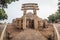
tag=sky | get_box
[4,0,58,23]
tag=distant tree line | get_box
[48,1,60,23]
[0,0,18,21]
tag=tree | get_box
[0,9,8,20]
[0,0,18,8]
[48,14,56,23]
[0,0,19,21]
[48,1,60,23]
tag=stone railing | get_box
[0,23,7,40]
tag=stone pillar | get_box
[15,20,17,27]
[34,15,38,30]
[33,10,36,15]
[23,10,26,15]
[26,21,29,27]
[23,9,26,29]
[19,20,21,28]
[23,15,26,30]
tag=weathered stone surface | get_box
[3,3,55,40]
[12,29,47,40]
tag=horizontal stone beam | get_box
[22,3,38,5]
[16,18,21,21]
[22,6,38,8]
[21,8,39,10]
[22,7,38,9]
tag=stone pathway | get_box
[0,23,60,40]
[12,29,47,40]
[0,24,5,36]
[0,24,7,40]
[53,23,60,40]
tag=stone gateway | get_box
[3,3,56,40]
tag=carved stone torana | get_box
[21,3,39,15]
[21,3,39,30]
[3,3,55,40]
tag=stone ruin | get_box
[3,3,56,40]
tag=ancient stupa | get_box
[3,3,56,40]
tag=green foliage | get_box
[0,0,18,8]
[48,12,60,23]
[48,14,56,22]
[48,1,60,23]
[0,0,19,21]
[0,9,8,20]
[58,2,60,5]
